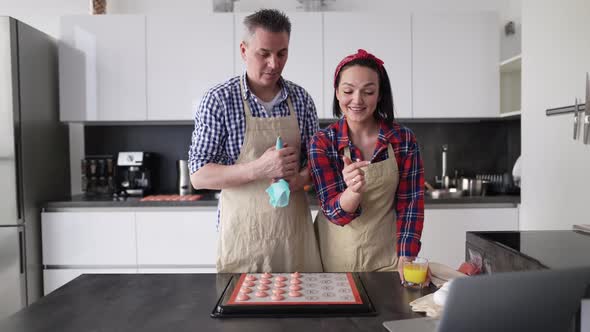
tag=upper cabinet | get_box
[58,11,503,122]
[147,14,234,121]
[59,15,147,122]
[412,12,499,118]
[234,13,323,118]
[323,12,412,119]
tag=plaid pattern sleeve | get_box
[394,126,425,257]
[308,123,362,226]
[188,87,230,174]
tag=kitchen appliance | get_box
[383,267,590,332]
[0,17,70,319]
[177,160,194,196]
[81,155,116,195]
[116,152,155,197]
[434,144,449,189]
[476,173,517,195]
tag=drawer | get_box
[136,210,218,266]
[42,212,136,265]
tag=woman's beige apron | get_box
[315,144,400,272]
[216,81,323,273]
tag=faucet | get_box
[435,144,449,188]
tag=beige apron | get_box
[216,80,323,273]
[315,144,400,272]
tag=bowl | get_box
[426,188,465,199]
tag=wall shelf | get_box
[500,54,521,116]
[500,110,521,118]
[500,54,521,73]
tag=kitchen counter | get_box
[44,193,520,211]
[0,273,436,332]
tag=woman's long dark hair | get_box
[332,58,395,122]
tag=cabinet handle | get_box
[573,98,580,140]
[585,72,590,145]
[18,230,24,274]
[584,114,590,144]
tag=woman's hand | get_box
[342,155,370,193]
[398,256,432,288]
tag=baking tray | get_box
[210,272,377,318]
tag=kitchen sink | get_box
[425,188,465,199]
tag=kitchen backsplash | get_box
[85,118,520,194]
[401,119,521,184]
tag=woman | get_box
[309,49,426,284]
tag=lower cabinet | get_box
[419,208,519,269]
[311,208,319,222]
[41,208,219,295]
[42,206,515,293]
[41,211,136,266]
[135,209,217,267]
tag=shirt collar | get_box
[336,117,399,153]
[240,71,289,103]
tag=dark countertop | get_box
[467,230,590,269]
[44,193,520,210]
[0,273,436,332]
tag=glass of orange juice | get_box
[402,257,429,288]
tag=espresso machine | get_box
[116,152,155,197]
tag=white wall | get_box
[521,0,590,230]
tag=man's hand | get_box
[255,145,298,180]
[283,169,310,192]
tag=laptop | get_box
[383,267,590,332]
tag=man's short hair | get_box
[243,9,291,42]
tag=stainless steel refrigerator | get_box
[0,16,70,320]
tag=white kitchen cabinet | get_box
[234,13,324,119]
[135,209,218,267]
[323,12,413,119]
[59,15,147,121]
[41,208,219,295]
[41,211,137,266]
[147,14,234,120]
[419,208,518,269]
[43,268,136,295]
[412,12,499,118]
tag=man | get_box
[188,9,322,273]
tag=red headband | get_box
[333,49,385,88]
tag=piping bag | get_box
[265,136,291,208]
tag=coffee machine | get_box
[116,152,155,197]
